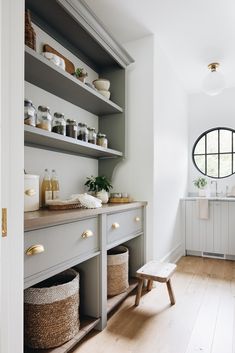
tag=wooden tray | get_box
[109,197,131,203]
[48,202,82,210]
[43,44,75,74]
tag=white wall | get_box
[154,38,188,261]
[112,36,155,260]
[112,35,188,262]
[188,88,235,195]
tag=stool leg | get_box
[166,279,176,305]
[135,278,144,306]
[147,279,153,291]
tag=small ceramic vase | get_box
[96,190,109,203]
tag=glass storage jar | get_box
[37,106,52,131]
[52,112,66,136]
[88,127,97,144]
[24,99,37,127]
[97,133,108,148]
[66,119,77,138]
[77,123,88,142]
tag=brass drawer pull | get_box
[112,222,120,229]
[81,230,94,239]
[135,217,140,222]
[26,244,45,256]
[25,188,36,197]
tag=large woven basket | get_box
[24,269,80,349]
[107,246,129,296]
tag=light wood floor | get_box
[73,256,235,353]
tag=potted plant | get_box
[85,175,113,203]
[73,67,88,83]
[193,177,207,197]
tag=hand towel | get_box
[197,199,209,220]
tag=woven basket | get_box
[107,246,129,296]
[24,269,80,349]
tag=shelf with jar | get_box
[24,125,122,159]
[24,100,119,158]
[25,46,123,116]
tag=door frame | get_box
[1,0,24,352]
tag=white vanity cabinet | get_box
[182,199,230,256]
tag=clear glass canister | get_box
[97,133,108,148]
[52,112,66,136]
[77,123,88,142]
[66,119,77,138]
[37,106,52,131]
[24,99,37,126]
[88,127,97,144]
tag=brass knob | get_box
[81,230,94,238]
[135,217,140,222]
[25,188,36,197]
[26,244,45,256]
[112,222,120,229]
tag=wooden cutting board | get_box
[43,44,75,74]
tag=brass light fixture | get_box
[202,62,226,96]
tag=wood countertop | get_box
[24,201,147,232]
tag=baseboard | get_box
[160,243,185,264]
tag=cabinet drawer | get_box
[24,217,98,279]
[107,208,143,245]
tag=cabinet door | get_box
[185,201,213,253]
[199,201,213,253]
[228,202,235,255]
[213,201,228,254]
[185,201,201,251]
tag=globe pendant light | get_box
[202,62,226,96]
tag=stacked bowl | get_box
[93,79,111,99]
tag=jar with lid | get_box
[66,119,77,139]
[77,123,88,142]
[97,133,108,148]
[52,112,66,136]
[88,127,97,144]
[37,106,52,131]
[24,99,37,127]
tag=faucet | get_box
[211,180,218,197]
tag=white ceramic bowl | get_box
[98,90,111,99]
[93,78,110,91]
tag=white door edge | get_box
[0,0,24,352]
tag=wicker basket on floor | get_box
[24,269,80,349]
[107,246,129,296]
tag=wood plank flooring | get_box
[72,256,235,353]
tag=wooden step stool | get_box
[135,261,177,306]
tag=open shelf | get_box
[25,0,134,71]
[24,316,100,353]
[25,46,123,116]
[24,125,123,159]
[107,278,138,314]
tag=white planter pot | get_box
[198,189,206,197]
[96,190,109,204]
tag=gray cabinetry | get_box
[24,0,134,179]
[24,217,99,285]
[24,202,147,349]
[107,208,143,246]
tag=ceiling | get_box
[84,0,235,93]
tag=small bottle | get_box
[41,169,52,207]
[51,169,60,200]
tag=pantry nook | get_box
[23,1,147,352]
